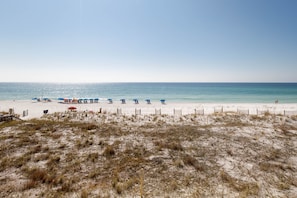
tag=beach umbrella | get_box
[58,98,64,100]
[68,106,77,111]
[32,97,38,100]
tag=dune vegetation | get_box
[0,112,297,197]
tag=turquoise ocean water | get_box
[0,83,296,103]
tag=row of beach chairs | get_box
[63,98,166,105]
[63,98,99,104]
[108,99,166,105]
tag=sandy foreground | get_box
[1,100,297,119]
[1,100,297,197]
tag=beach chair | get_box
[108,99,113,104]
[160,99,166,104]
[43,98,51,102]
[94,98,99,103]
[133,99,139,104]
[72,99,78,104]
[120,99,126,104]
[145,99,151,104]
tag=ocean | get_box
[0,83,296,103]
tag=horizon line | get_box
[0,81,297,84]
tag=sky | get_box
[0,0,296,83]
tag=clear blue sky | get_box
[0,0,296,82]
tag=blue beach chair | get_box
[133,99,139,104]
[120,99,126,104]
[160,99,166,104]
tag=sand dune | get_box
[0,110,297,197]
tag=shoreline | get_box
[1,100,297,120]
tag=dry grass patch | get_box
[27,167,48,183]
[0,156,13,172]
[0,120,20,130]
[278,123,297,136]
[154,140,184,151]
[111,168,140,195]
[87,152,99,162]
[103,145,116,158]
[182,154,206,172]
[220,170,259,196]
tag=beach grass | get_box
[0,113,297,197]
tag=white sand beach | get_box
[1,100,297,120]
